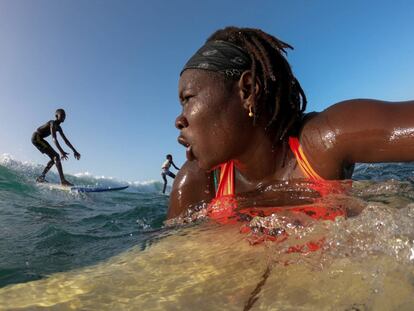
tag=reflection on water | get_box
[1,178,414,310]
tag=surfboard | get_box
[39,183,129,193]
[71,185,129,193]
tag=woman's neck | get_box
[233,133,291,189]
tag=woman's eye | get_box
[183,95,193,103]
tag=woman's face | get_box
[176,69,254,170]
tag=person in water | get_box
[161,154,180,194]
[31,109,81,186]
[167,26,414,220]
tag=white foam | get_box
[1,154,168,193]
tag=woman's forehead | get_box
[180,69,207,81]
[179,69,211,89]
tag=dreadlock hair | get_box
[206,27,307,142]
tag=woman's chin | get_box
[185,146,196,161]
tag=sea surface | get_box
[0,155,168,288]
[1,154,414,310]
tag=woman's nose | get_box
[175,114,189,130]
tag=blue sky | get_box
[0,0,413,182]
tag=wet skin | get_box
[168,69,414,219]
[34,112,81,185]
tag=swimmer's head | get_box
[180,26,307,142]
[55,109,66,123]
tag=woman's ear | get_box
[238,71,261,109]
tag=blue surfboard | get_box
[70,185,129,193]
[40,183,129,193]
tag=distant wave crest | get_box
[0,154,167,193]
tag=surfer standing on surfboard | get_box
[31,109,81,186]
[161,154,180,194]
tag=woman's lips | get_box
[178,135,196,161]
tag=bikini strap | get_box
[214,136,324,198]
[215,160,235,197]
[288,137,324,181]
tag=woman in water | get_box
[168,26,414,222]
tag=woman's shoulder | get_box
[167,160,215,219]
[301,98,397,139]
[298,100,369,179]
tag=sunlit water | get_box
[1,156,413,310]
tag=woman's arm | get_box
[301,99,414,179]
[168,160,215,219]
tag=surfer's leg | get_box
[161,172,167,194]
[54,157,73,186]
[167,171,176,179]
[43,146,72,186]
[53,156,64,180]
[37,160,55,182]
[33,137,55,182]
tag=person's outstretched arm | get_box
[58,127,81,160]
[171,161,180,170]
[50,122,69,160]
[300,99,414,179]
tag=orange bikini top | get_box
[288,137,324,181]
[208,137,347,224]
[214,137,323,198]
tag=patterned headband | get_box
[181,40,251,78]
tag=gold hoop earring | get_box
[248,105,254,117]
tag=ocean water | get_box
[1,155,414,310]
[0,155,169,287]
